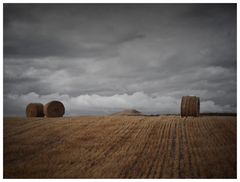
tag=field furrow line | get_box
[196,117,215,178]
[178,118,185,178]
[196,116,214,178]
[170,121,178,178]
[152,118,172,178]
[182,118,194,178]
[140,118,170,178]
[117,118,154,178]
[145,118,168,178]
[186,117,201,177]
[120,118,157,178]
[158,119,175,178]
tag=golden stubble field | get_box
[4,115,236,178]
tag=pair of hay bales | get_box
[181,96,200,117]
[26,101,65,117]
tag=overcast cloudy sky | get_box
[4,4,236,116]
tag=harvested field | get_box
[4,116,236,178]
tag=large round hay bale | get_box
[44,101,65,117]
[181,96,200,117]
[26,103,44,117]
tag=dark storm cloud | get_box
[3,4,236,116]
[4,4,147,58]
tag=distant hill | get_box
[110,109,143,116]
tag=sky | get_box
[3,3,236,116]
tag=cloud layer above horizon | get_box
[4,4,236,116]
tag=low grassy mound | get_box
[111,109,143,116]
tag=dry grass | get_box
[4,115,236,178]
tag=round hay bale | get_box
[180,96,187,117]
[44,101,65,117]
[181,96,200,117]
[196,97,200,116]
[26,103,44,117]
